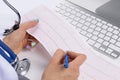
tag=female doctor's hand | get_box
[42,49,86,80]
[3,20,39,54]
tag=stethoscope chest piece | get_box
[13,58,30,75]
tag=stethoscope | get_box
[3,0,21,36]
[0,40,30,75]
[1,0,31,76]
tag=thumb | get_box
[51,49,66,64]
[20,19,39,31]
[70,54,86,68]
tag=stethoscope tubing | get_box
[0,40,17,63]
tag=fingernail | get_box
[26,45,31,49]
[31,42,37,47]
[34,19,39,22]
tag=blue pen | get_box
[64,53,69,68]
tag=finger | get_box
[19,19,39,31]
[28,33,38,42]
[69,54,86,68]
[24,34,38,49]
[23,39,27,47]
[67,51,81,59]
[51,49,66,64]
[27,39,38,48]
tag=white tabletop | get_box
[0,0,110,29]
[0,0,110,14]
[0,0,110,80]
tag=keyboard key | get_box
[81,15,87,19]
[96,18,102,22]
[81,36,88,41]
[82,26,88,30]
[76,13,82,17]
[92,36,98,40]
[113,30,119,34]
[102,25,108,29]
[87,28,93,33]
[74,17,80,21]
[71,10,76,14]
[66,8,72,12]
[115,42,120,47]
[107,27,113,32]
[110,51,120,58]
[107,23,112,27]
[85,13,90,17]
[85,22,91,26]
[86,33,92,38]
[80,11,85,14]
[64,3,70,7]
[101,45,108,51]
[71,21,78,25]
[90,24,96,28]
[70,6,74,9]
[94,43,101,48]
[103,41,109,46]
[118,38,120,41]
[100,47,105,51]
[87,39,95,45]
[86,17,92,22]
[112,35,118,40]
[106,32,112,37]
[93,31,99,35]
[96,22,103,27]
[95,27,101,31]
[79,19,85,23]
[61,5,67,9]
[109,44,120,52]
[102,20,107,24]
[97,38,104,43]
[105,48,113,54]
[75,8,80,12]
[91,20,97,24]
[91,16,96,19]
[110,39,116,44]
[101,30,107,34]
[81,31,87,35]
[111,53,118,58]
[113,26,118,29]
[104,36,110,41]
[98,33,105,38]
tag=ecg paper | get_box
[23,5,120,80]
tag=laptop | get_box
[53,0,120,64]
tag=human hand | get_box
[42,49,86,80]
[3,20,39,54]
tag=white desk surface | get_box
[0,0,110,14]
[0,0,113,80]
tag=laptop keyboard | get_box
[55,1,120,59]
